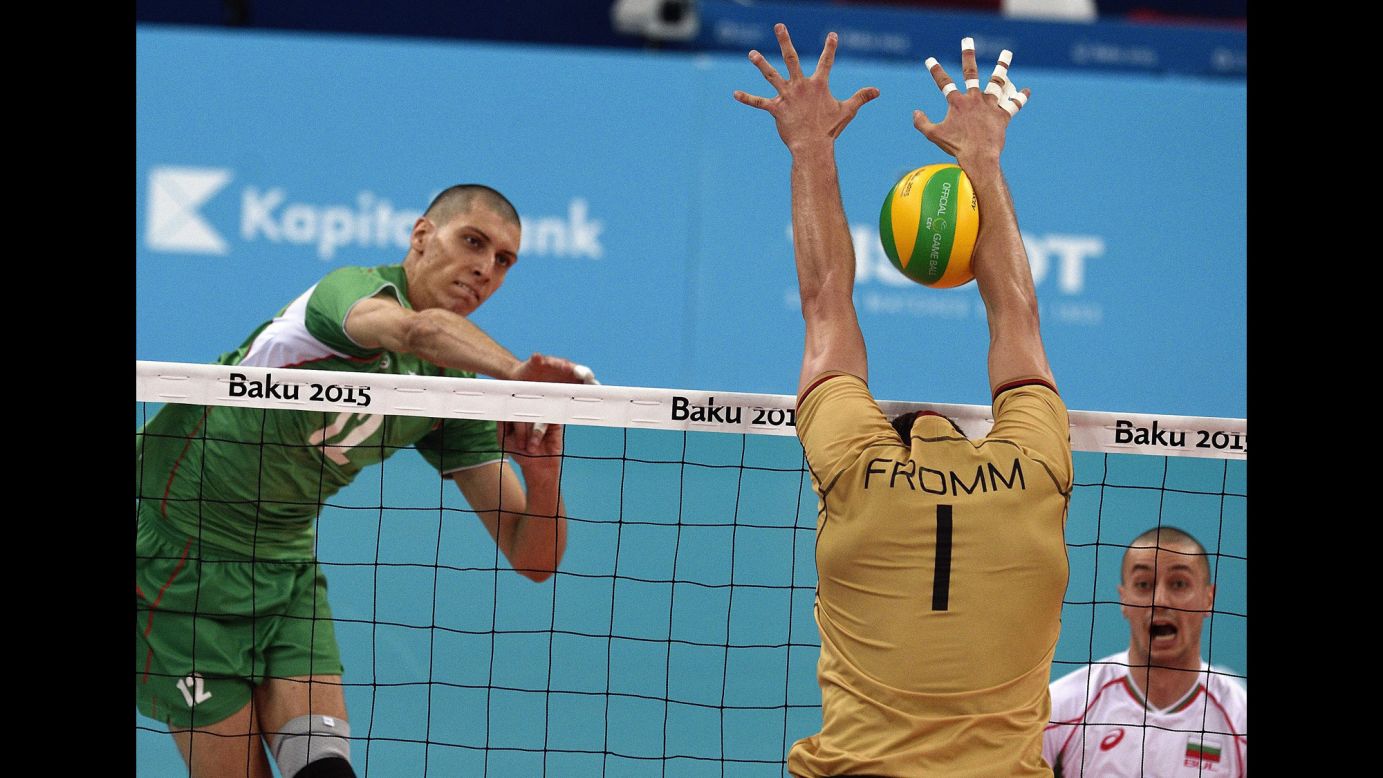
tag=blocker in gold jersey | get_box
[793,372,1071,777]
[733,22,1059,778]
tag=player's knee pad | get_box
[294,757,357,778]
[271,714,353,778]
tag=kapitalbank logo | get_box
[143,166,605,261]
[146,167,233,255]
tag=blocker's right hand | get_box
[913,39,1031,172]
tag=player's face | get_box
[408,205,520,316]
[1117,542,1215,669]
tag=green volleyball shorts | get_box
[135,518,345,729]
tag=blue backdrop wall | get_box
[136,25,1245,418]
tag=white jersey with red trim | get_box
[1043,651,1246,777]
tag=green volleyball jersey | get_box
[136,264,501,560]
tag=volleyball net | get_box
[135,361,1246,777]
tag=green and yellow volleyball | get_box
[879,163,979,288]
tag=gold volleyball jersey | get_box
[789,372,1073,778]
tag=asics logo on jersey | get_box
[175,672,213,707]
[146,167,233,255]
[1100,728,1125,751]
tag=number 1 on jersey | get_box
[932,504,953,611]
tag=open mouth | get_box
[1150,621,1178,640]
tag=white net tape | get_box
[136,361,1246,460]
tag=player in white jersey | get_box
[1043,527,1247,776]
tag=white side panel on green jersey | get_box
[239,284,349,368]
[137,265,501,561]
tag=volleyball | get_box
[878,163,979,288]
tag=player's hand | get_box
[511,353,597,385]
[913,39,1030,174]
[505,354,597,454]
[733,23,880,153]
[500,419,564,469]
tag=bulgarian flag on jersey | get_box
[1185,738,1223,763]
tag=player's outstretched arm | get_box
[452,422,568,583]
[913,42,1055,396]
[734,24,880,395]
[348,294,594,453]
[346,294,589,384]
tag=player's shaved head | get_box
[424,184,520,228]
[1121,526,1211,583]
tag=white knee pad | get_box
[271,714,352,778]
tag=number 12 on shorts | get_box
[932,505,953,611]
[175,672,213,707]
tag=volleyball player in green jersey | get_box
[736,27,1071,777]
[137,185,590,778]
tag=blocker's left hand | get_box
[733,23,880,153]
